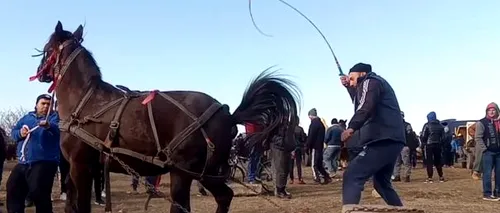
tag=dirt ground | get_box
[0,161,497,213]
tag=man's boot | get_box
[313,178,321,184]
[404,176,411,182]
[323,176,332,184]
[275,187,292,199]
[297,179,306,184]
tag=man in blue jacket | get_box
[340,63,405,206]
[323,118,343,177]
[6,94,60,213]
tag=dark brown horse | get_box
[32,21,300,213]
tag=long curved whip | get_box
[248,0,345,76]
[248,0,273,37]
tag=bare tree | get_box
[0,107,28,137]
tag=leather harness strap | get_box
[157,93,197,119]
[59,120,105,151]
[70,84,95,120]
[164,102,220,159]
[59,89,227,180]
[103,96,130,147]
[147,102,162,154]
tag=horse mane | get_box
[78,47,120,94]
[43,29,111,93]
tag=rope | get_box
[19,92,55,161]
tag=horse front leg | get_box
[64,175,78,213]
[169,171,193,213]
[199,180,234,213]
[69,161,94,213]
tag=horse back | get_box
[70,87,234,176]
[116,90,220,156]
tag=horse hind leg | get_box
[169,171,193,213]
[199,180,234,213]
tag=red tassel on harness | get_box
[29,52,57,82]
[29,74,40,82]
[155,175,162,188]
[141,90,159,105]
[245,123,263,133]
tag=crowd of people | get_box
[0,62,498,212]
[242,63,500,206]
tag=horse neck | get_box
[55,52,102,119]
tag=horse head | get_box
[34,21,84,85]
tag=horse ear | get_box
[73,25,84,41]
[55,21,63,33]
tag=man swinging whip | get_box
[340,63,405,206]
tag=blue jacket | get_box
[11,111,60,164]
[451,139,459,152]
[325,124,343,146]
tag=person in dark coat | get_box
[289,118,306,184]
[340,63,405,206]
[270,124,295,199]
[441,122,454,167]
[306,108,331,184]
[392,111,419,182]
[420,111,446,183]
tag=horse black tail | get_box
[232,67,301,149]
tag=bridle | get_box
[22,38,85,162]
[30,38,84,93]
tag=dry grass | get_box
[0,161,496,213]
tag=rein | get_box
[19,94,56,162]
[19,125,40,161]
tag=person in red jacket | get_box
[245,123,263,184]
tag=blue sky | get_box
[0,0,498,133]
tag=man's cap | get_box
[349,63,372,73]
[36,94,52,103]
[308,108,317,116]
